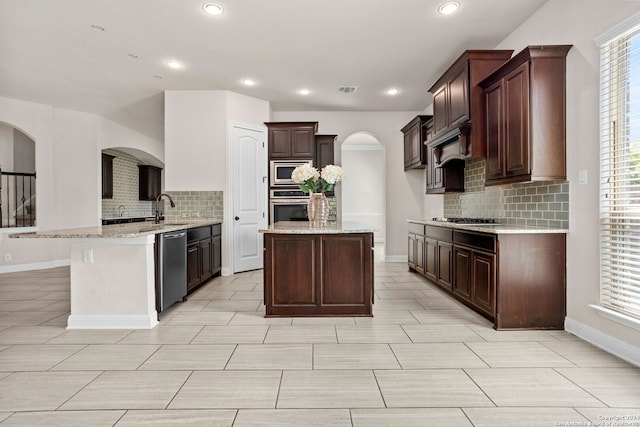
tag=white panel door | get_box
[232,124,267,273]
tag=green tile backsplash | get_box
[162,191,224,222]
[443,157,569,229]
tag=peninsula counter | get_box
[260,221,375,317]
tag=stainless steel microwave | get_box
[269,160,312,187]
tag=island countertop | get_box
[260,221,377,234]
[9,219,223,239]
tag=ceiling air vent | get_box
[337,86,358,94]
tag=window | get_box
[600,24,640,320]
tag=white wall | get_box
[0,96,164,272]
[164,91,228,192]
[494,0,640,354]
[164,90,270,274]
[271,111,426,260]
[0,124,13,170]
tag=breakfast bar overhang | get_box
[260,221,375,317]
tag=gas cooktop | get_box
[432,217,498,224]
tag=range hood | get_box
[425,123,471,167]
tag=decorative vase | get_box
[307,192,330,226]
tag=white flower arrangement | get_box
[291,164,344,194]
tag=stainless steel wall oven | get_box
[269,189,309,223]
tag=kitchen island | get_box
[260,221,375,317]
[10,220,222,329]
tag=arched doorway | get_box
[0,123,36,228]
[341,132,385,243]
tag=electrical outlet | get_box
[83,249,94,263]
[3,253,12,262]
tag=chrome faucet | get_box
[118,204,126,217]
[155,193,176,224]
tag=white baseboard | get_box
[0,258,70,274]
[67,314,159,329]
[565,316,640,368]
[221,267,233,276]
[384,255,407,263]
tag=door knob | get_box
[235,216,240,221]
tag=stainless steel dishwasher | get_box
[157,230,187,312]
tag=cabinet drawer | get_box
[425,225,453,242]
[408,223,425,235]
[454,230,496,253]
[188,225,212,243]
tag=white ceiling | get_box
[0,0,548,142]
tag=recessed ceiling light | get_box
[242,78,256,86]
[167,60,183,69]
[203,2,224,15]
[298,89,311,96]
[90,24,105,32]
[386,88,400,96]
[438,1,460,15]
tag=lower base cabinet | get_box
[264,232,374,316]
[408,221,566,330]
[187,224,222,293]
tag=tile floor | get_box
[0,249,639,426]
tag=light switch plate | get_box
[578,169,588,185]
[83,249,94,263]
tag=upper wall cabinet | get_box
[101,153,115,199]
[265,122,319,159]
[315,134,336,170]
[401,115,431,170]
[138,165,162,201]
[479,45,572,186]
[427,50,513,163]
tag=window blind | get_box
[600,26,640,319]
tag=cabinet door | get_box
[484,80,505,182]
[432,84,448,136]
[453,246,472,301]
[101,153,114,199]
[291,128,315,158]
[138,165,163,201]
[212,235,222,275]
[187,243,200,291]
[200,238,213,282]
[416,235,425,274]
[437,242,453,290]
[504,63,530,179]
[424,237,437,283]
[448,64,469,127]
[268,128,292,158]
[404,133,412,169]
[472,250,495,316]
[408,234,417,269]
[315,135,335,170]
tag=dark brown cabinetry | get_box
[138,165,162,201]
[453,230,497,318]
[265,122,318,159]
[408,224,453,291]
[408,221,566,330]
[424,119,464,194]
[401,115,431,170]
[427,50,513,160]
[186,224,222,293]
[315,134,336,170]
[264,232,374,317]
[480,45,571,186]
[101,153,115,199]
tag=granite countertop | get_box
[9,219,223,239]
[260,221,377,234]
[407,219,568,235]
